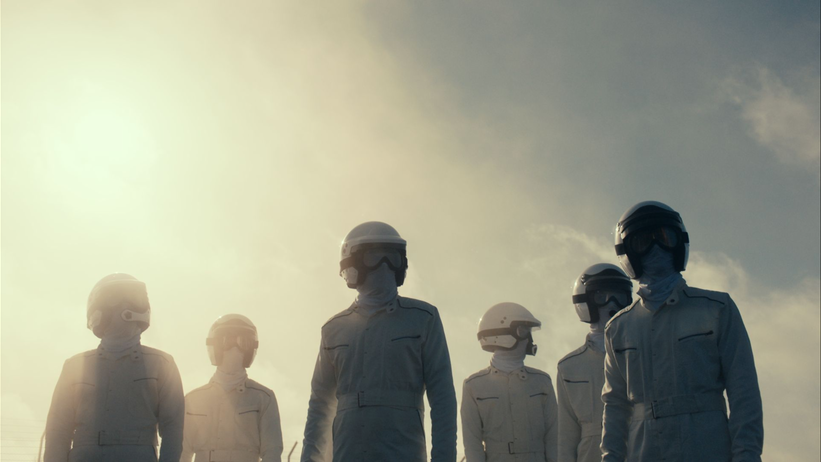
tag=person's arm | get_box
[719,297,763,462]
[44,360,76,462]
[600,328,631,462]
[460,381,485,462]
[423,309,458,462]
[178,399,195,462]
[300,339,338,462]
[556,368,581,462]
[542,377,559,462]
[260,391,284,462]
[157,356,185,462]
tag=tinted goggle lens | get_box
[362,248,403,268]
[590,290,632,307]
[628,226,679,254]
[209,329,258,351]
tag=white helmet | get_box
[572,263,633,323]
[339,221,408,288]
[614,201,689,279]
[206,314,259,368]
[477,302,541,356]
[87,273,151,338]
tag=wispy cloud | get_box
[724,67,821,176]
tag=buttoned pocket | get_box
[563,379,593,423]
[235,406,261,448]
[613,346,641,391]
[475,396,504,433]
[128,377,159,422]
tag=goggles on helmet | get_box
[206,327,258,352]
[589,290,632,308]
[626,226,680,255]
[362,247,404,270]
[89,282,150,313]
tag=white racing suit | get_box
[180,378,283,462]
[601,282,764,462]
[301,296,457,462]
[460,365,558,462]
[44,344,185,462]
[556,335,605,462]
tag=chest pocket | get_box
[235,406,261,449]
[564,379,593,423]
[386,334,423,387]
[526,391,549,438]
[128,376,159,422]
[676,329,719,373]
[475,396,505,434]
[184,408,210,450]
[73,381,97,424]
[324,344,350,380]
[613,346,641,397]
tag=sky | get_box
[1,1,819,461]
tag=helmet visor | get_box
[589,290,632,308]
[362,247,404,269]
[627,226,679,255]
[208,327,258,352]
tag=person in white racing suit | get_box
[181,314,283,462]
[601,201,764,462]
[301,221,457,462]
[45,273,185,462]
[557,264,632,462]
[461,302,558,462]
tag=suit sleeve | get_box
[600,326,631,462]
[44,360,76,462]
[460,380,485,462]
[158,356,185,462]
[423,308,458,462]
[556,367,581,462]
[543,377,559,462]
[260,391,284,462]
[301,338,338,462]
[719,297,763,462]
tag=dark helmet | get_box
[614,201,689,279]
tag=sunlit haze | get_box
[2,1,820,461]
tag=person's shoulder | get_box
[681,285,731,305]
[245,378,275,398]
[464,366,492,385]
[185,382,216,399]
[64,349,97,366]
[557,343,589,369]
[321,305,356,329]
[524,366,553,382]
[140,345,175,363]
[605,299,639,330]
[397,296,437,317]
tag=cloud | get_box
[724,67,821,175]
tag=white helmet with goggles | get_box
[477,303,541,356]
[572,263,633,323]
[614,201,689,279]
[206,314,259,368]
[339,221,408,288]
[86,273,151,338]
